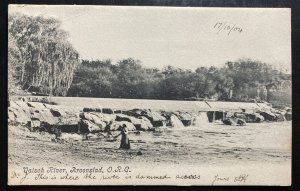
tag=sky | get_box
[9,5,291,72]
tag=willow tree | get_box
[8,13,79,96]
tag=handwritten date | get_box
[213,22,243,35]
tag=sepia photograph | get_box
[7,5,291,185]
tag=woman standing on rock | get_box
[115,124,131,149]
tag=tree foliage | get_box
[68,58,291,103]
[8,13,79,96]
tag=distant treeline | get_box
[68,58,291,103]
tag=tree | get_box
[8,13,79,96]
[68,60,116,97]
[8,32,23,95]
[113,58,147,98]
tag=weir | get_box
[8,96,290,134]
[9,96,272,112]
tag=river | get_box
[8,121,291,168]
[78,121,291,166]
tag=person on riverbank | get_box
[115,124,131,149]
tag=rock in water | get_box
[88,112,116,124]
[173,111,194,126]
[259,111,276,121]
[137,116,153,131]
[108,121,136,131]
[59,133,83,142]
[116,114,139,123]
[285,109,292,121]
[237,118,246,126]
[83,107,98,112]
[123,109,166,128]
[274,112,286,122]
[79,119,104,133]
[223,118,237,125]
[137,151,143,155]
[252,113,264,123]
[116,114,153,131]
[223,116,246,126]
[102,108,114,114]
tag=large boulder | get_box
[108,121,136,131]
[236,118,246,126]
[242,112,264,123]
[9,100,82,133]
[8,107,30,125]
[252,113,264,122]
[102,108,114,114]
[83,107,101,112]
[115,114,139,123]
[80,112,104,125]
[258,111,277,121]
[223,118,237,125]
[124,109,166,127]
[80,112,115,125]
[223,117,246,126]
[233,112,247,121]
[125,109,165,120]
[79,119,104,133]
[8,101,31,125]
[49,108,64,117]
[43,104,81,125]
[173,111,194,126]
[125,109,171,128]
[145,111,166,122]
[123,109,149,117]
[271,109,286,121]
[285,108,292,121]
[133,116,154,131]
[115,114,154,131]
[26,102,59,125]
[274,113,286,122]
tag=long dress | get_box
[120,128,130,149]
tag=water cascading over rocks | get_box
[193,112,210,127]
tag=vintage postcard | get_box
[7,5,291,185]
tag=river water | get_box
[8,121,291,186]
[81,121,291,166]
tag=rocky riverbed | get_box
[8,96,292,136]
